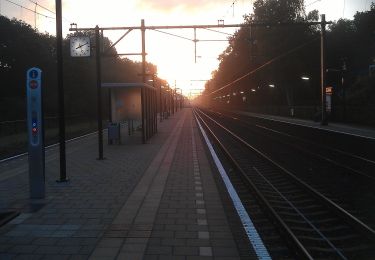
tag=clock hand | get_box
[76,42,89,49]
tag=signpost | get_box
[326,86,333,113]
[26,67,45,199]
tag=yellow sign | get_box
[326,86,333,95]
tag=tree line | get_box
[0,15,158,122]
[203,0,375,125]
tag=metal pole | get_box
[152,89,156,134]
[172,90,175,114]
[151,90,153,135]
[108,88,112,145]
[172,80,177,114]
[141,19,146,144]
[70,21,328,32]
[102,30,112,126]
[194,28,197,63]
[155,90,158,132]
[174,85,178,113]
[321,14,328,125]
[149,90,151,136]
[342,60,347,121]
[95,26,104,159]
[159,80,163,122]
[168,90,170,116]
[55,0,67,182]
[151,87,155,134]
[249,23,252,64]
[105,29,113,138]
[169,89,172,116]
[34,2,37,29]
[108,89,112,123]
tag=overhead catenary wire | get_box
[4,0,54,19]
[209,36,320,96]
[152,28,230,42]
[203,28,233,36]
[3,0,72,25]
[306,0,322,7]
[27,0,53,15]
[221,0,240,19]
[26,0,72,23]
[151,29,195,42]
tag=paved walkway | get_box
[236,111,375,139]
[0,108,245,260]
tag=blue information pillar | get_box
[26,67,45,199]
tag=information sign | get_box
[26,67,45,199]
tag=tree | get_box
[207,0,319,113]
[205,1,375,124]
[0,15,162,122]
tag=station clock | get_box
[70,36,91,57]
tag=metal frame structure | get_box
[69,17,331,159]
[55,0,67,181]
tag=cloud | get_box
[136,0,217,12]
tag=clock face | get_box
[70,36,91,57]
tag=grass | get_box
[0,120,97,160]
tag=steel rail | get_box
[196,108,375,242]
[216,110,375,182]
[253,123,375,181]
[252,166,347,259]
[193,108,314,259]
[234,110,375,141]
[231,110,375,160]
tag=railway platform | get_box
[235,110,375,139]
[0,108,257,260]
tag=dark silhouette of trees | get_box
[1,16,56,120]
[0,15,158,122]
[204,1,375,124]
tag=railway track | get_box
[206,109,375,226]
[224,110,375,180]
[194,107,375,259]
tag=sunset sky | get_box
[0,0,372,96]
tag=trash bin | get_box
[108,122,121,144]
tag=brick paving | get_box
[0,112,175,259]
[0,108,247,259]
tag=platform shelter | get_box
[102,82,157,144]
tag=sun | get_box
[144,30,219,96]
[60,0,246,97]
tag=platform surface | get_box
[0,108,248,260]
[236,110,375,139]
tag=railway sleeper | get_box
[307,244,374,257]
[281,218,317,225]
[290,225,348,233]
[298,233,360,242]
[272,203,322,211]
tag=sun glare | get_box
[1,0,369,97]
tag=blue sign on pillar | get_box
[26,67,45,199]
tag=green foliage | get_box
[326,7,375,109]
[252,0,305,22]
[206,0,318,108]
[0,15,156,121]
[206,0,375,124]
